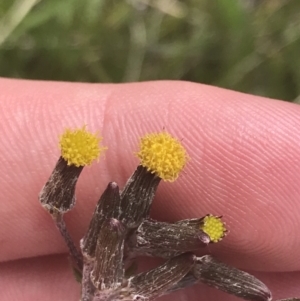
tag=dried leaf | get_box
[91,218,126,291]
[118,253,195,301]
[194,255,272,301]
[120,166,161,228]
[129,219,209,258]
[81,182,121,258]
[166,272,198,293]
[39,156,83,213]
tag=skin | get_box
[0,78,299,301]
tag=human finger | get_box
[0,79,299,272]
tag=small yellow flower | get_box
[59,126,106,167]
[200,215,226,243]
[136,132,188,182]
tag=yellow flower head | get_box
[136,132,188,182]
[200,215,226,243]
[59,126,106,167]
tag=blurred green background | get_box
[0,0,300,102]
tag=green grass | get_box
[0,0,300,102]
